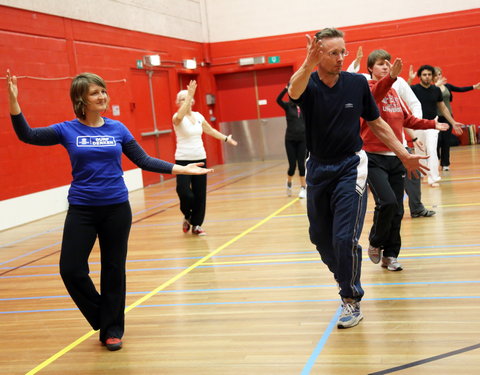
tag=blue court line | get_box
[2,279,479,302]
[2,295,479,315]
[134,168,261,213]
[0,164,277,250]
[2,253,480,279]
[136,163,281,211]
[302,305,342,375]
[0,227,62,249]
[3,242,479,271]
[2,237,478,270]
[0,250,317,270]
[0,210,298,266]
[0,241,61,267]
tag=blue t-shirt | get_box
[51,118,135,205]
[292,71,379,160]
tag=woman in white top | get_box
[173,80,237,235]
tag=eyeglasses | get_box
[327,50,349,58]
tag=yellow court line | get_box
[438,202,480,208]
[447,175,480,181]
[25,198,300,375]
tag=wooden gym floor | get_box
[0,145,479,375]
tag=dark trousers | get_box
[306,151,368,301]
[176,159,207,226]
[285,138,306,177]
[437,116,452,167]
[404,174,424,214]
[367,153,405,258]
[59,201,132,342]
[404,147,425,215]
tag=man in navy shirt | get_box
[289,27,428,328]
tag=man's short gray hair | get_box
[314,28,344,40]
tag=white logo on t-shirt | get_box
[76,136,116,147]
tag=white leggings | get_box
[414,129,440,185]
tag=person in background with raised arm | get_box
[173,80,237,236]
[6,70,212,351]
[288,28,428,329]
[434,66,480,171]
[348,48,437,218]
[276,84,306,198]
[408,65,463,187]
[360,50,448,271]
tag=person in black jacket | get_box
[276,84,307,198]
[434,66,480,170]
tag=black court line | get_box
[368,343,480,374]
[0,162,281,277]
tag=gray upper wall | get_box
[0,0,478,42]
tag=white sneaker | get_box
[337,299,363,328]
[192,225,206,236]
[298,186,306,199]
[368,244,382,264]
[381,256,403,271]
[442,166,450,171]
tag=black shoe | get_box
[104,337,122,351]
[411,209,436,218]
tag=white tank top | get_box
[174,111,207,160]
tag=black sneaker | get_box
[411,209,436,218]
[182,219,191,233]
[105,337,122,351]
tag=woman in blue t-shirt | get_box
[6,70,212,351]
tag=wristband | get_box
[224,135,229,142]
[412,137,418,142]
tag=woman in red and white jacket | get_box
[360,50,449,271]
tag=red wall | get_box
[208,9,480,124]
[0,6,222,200]
[1,6,478,201]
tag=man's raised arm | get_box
[288,34,323,99]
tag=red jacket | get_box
[361,75,435,153]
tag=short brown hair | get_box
[367,49,391,74]
[314,28,344,40]
[70,73,107,120]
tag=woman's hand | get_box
[451,122,463,136]
[172,162,213,175]
[6,69,21,115]
[187,80,197,97]
[434,116,449,131]
[435,76,447,86]
[226,134,238,146]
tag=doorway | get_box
[130,69,176,186]
[215,66,293,162]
